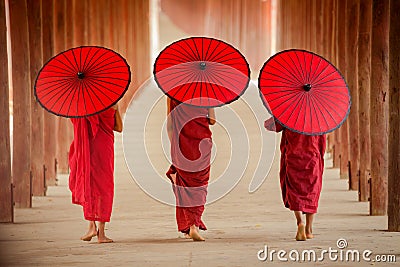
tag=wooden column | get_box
[54,0,70,175]
[88,0,99,45]
[388,0,400,231]
[72,0,86,45]
[315,0,323,55]
[0,0,13,222]
[345,0,359,190]
[370,0,389,215]
[27,0,45,197]
[9,0,32,208]
[357,0,372,202]
[337,0,349,179]
[42,0,57,186]
[310,0,317,52]
[331,0,340,169]
[65,0,73,49]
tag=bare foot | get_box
[97,236,114,243]
[189,225,205,241]
[97,234,113,243]
[80,231,97,242]
[177,232,191,239]
[306,226,313,239]
[295,223,306,241]
[97,231,113,243]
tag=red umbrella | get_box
[35,46,131,118]
[258,49,351,135]
[154,37,250,107]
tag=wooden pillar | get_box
[27,0,45,197]
[42,0,57,186]
[54,0,70,175]
[324,0,335,158]
[370,0,389,216]
[345,0,359,190]
[9,0,32,208]
[65,0,73,49]
[357,0,372,202]
[310,0,317,52]
[338,0,349,179]
[331,0,341,169]
[315,0,323,55]
[88,0,99,45]
[0,0,13,222]
[388,0,400,231]
[72,0,86,45]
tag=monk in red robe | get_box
[265,117,326,241]
[69,105,122,243]
[166,98,216,241]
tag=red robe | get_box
[265,117,326,214]
[166,100,212,233]
[69,108,115,222]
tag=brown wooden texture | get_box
[27,0,45,197]
[160,0,272,79]
[54,0,71,175]
[73,0,86,45]
[120,0,151,113]
[345,0,360,190]
[388,0,400,231]
[357,0,372,202]
[337,0,349,180]
[332,0,341,169]
[42,0,57,186]
[9,0,32,208]
[370,0,389,215]
[0,0,13,222]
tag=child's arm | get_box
[264,117,283,132]
[113,104,123,132]
[208,108,216,125]
[167,98,173,141]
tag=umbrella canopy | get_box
[154,37,250,107]
[258,49,351,135]
[35,46,131,118]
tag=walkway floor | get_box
[1,82,399,266]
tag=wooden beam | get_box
[388,0,400,231]
[27,0,45,197]
[370,0,389,216]
[9,0,32,208]
[345,0,360,190]
[0,0,13,222]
